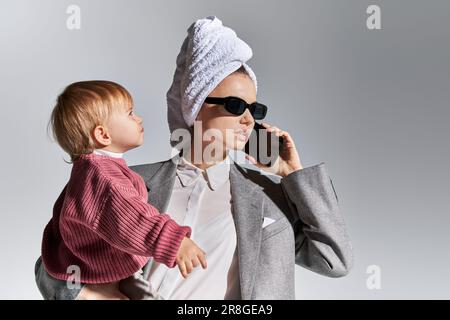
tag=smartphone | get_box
[244,122,283,166]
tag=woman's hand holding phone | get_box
[245,122,303,177]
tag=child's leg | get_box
[34,256,82,300]
[76,281,129,300]
[120,271,164,300]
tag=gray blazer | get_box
[35,155,353,300]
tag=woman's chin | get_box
[228,141,247,151]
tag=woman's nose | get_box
[240,109,254,124]
[135,115,143,124]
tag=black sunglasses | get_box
[204,96,267,120]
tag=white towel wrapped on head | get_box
[167,16,258,144]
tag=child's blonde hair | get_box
[49,80,133,162]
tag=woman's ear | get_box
[92,125,112,147]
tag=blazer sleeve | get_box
[280,162,354,277]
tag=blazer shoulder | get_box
[129,160,167,181]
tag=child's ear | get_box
[93,125,111,147]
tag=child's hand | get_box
[176,237,207,278]
[76,282,130,300]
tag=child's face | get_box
[105,105,144,152]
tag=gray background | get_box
[1,0,449,299]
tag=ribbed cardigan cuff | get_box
[153,219,192,268]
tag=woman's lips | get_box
[140,127,144,133]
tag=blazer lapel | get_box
[229,163,264,300]
[144,156,180,213]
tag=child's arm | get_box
[62,181,191,268]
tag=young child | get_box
[41,80,207,299]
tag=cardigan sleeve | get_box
[87,182,192,268]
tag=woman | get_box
[35,16,353,300]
